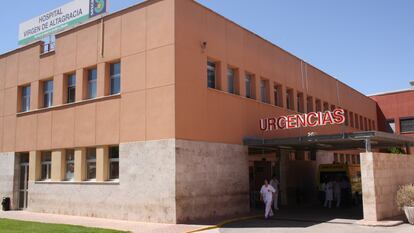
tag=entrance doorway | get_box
[18,153,29,209]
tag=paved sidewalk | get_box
[0,211,208,233]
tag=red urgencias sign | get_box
[260,109,345,131]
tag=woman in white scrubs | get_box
[260,179,276,219]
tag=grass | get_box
[0,218,129,233]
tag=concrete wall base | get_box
[0,152,18,210]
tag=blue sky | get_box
[1,0,413,95]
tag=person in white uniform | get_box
[324,178,334,208]
[260,179,276,219]
[270,176,280,210]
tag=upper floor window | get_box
[67,73,76,103]
[260,79,269,103]
[20,85,31,112]
[65,149,75,181]
[227,68,236,94]
[349,112,354,127]
[207,61,217,89]
[88,68,97,99]
[110,62,121,95]
[355,113,359,129]
[109,146,119,180]
[297,92,304,113]
[245,73,254,99]
[86,148,96,180]
[41,151,52,181]
[315,99,322,112]
[273,84,283,107]
[323,102,329,112]
[344,110,349,126]
[400,118,414,133]
[286,88,294,110]
[43,80,53,108]
[306,96,313,113]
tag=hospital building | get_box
[1,0,414,224]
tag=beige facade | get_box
[0,0,386,224]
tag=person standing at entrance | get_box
[260,179,276,219]
[270,176,280,210]
[324,178,334,208]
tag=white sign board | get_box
[18,0,107,45]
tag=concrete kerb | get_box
[184,215,262,233]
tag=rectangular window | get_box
[207,61,216,89]
[245,73,254,99]
[306,96,313,113]
[109,146,119,180]
[372,120,376,130]
[86,148,96,180]
[315,99,322,112]
[65,149,75,181]
[41,151,52,181]
[20,85,31,112]
[110,62,121,95]
[400,118,414,133]
[344,110,349,126]
[367,119,372,130]
[323,102,329,111]
[286,88,294,110]
[273,84,283,107]
[43,80,53,108]
[297,92,304,113]
[67,73,76,103]
[260,79,269,103]
[88,68,97,99]
[227,68,236,94]
[359,116,364,130]
[350,112,354,127]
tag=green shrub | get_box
[396,184,414,208]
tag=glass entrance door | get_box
[19,154,29,209]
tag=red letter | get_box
[322,111,334,125]
[297,114,307,128]
[277,116,287,129]
[333,109,345,124]
[268,117,277,131]
[260,118,268,131]
[287,115,298,129]
[307,112,318,127]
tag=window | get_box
[20,85,31,112]
[227,67,237,94]
[297,92,304,113]
[315,99,322,112]
[207,61,217,89]
[65,150,75,181]
[286,88,294,110]
[260,79,269,103]
[372,120,376,130]
[41,151,52,180]
[355,114,359,129]
[330,105,336,111]
[86,148,96,180]
[273,84,283,107]
[400,118,414,133]
[109,146,119,180]
[344,110,349,126]
[359,116,364,130]
[350,112,354,127]
[385,119,395,133]
[323,102,329,111]
[43,80,53,108]
[306,96,313,113]
[245,73,254,99]
[67,73,76,103]
[110,62,121,95]
[88,68,97,99]
[367,119,372,130]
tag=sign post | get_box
[18,0,107,46]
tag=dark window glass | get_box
[41,151,51,180]
[207,61,216,89]
[67,74,76,103]
[65,149,75,181]
[43,80,53,108]
[274,84,283,107]
[86,148,96,180]
[109,146,119,180]
[400,118,414,133]
[110,63,121,95]
[21,85,31,112]
[88,68,97,99]
[245,74,253,98]
[227,68,235,94]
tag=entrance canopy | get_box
[244,131,414,153]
